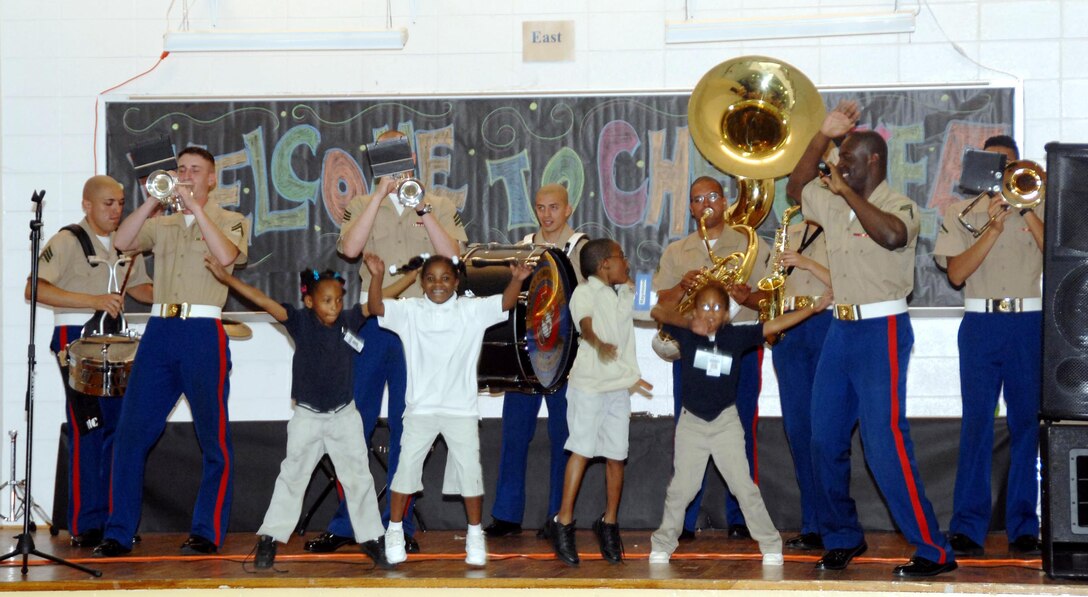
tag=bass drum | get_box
[462,244,579,394]
[67,334,139,397]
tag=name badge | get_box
[694,348,732,377]
[342,328,364,353]
[633,271,654,312]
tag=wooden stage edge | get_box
[1,528,1086,595]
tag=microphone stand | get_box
[0,190,101,576]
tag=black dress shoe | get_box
[679,528,696,543]
[405,534,421,554]
[592,516,624,563]
[815,543,868,570]
[552,519,579,566]
[361,539,395,569]
[181,534,218,555]
[70,528,103,548]
[893,556,958,577]
[1009,535,1041,555]
[484,518,523,537]
[304,532,357,553]
[784,532,824,551]
[948,532,984,556]
[92,539,131,558]
[254,535,276,569]
[728,524,751,539]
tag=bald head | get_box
[535,183,573,239]
[83,175,122,202]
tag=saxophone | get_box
[757,205,802,325]
[652,209,758,361]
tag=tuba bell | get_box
[688,56,824,229]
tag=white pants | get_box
[257,402,384,543]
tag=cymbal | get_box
[222,319,252,340]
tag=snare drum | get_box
[462,244,578,394]
[67,334,139,397]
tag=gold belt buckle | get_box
[990,298,1018,313]
[162,303,190,319]
[794,296,813,311]
[835,304,859,321]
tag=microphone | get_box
[390,253,430,276]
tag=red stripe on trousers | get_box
[886,316,947,564]
[212,322,231,545]
[752,346,763,484]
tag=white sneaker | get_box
[465,532,487,566]
[648,551,670,564]
[384,527,407,564]
[762,552,784,566]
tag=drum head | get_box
[463,244,578,394]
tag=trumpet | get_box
[144,169,190,212]
[391,172,425,208]
[957,159,1045,238]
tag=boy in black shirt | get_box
[648,281,830,565]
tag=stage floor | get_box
[0,528,1084,594]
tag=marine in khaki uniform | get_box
[933,135,1044,557]
[786,99,955,577]
[652,176,773,540]
[485,183,588,539]
[305,130,465,554]
[27,175,152,548]
[768,219,832,552]
[94,146,249,558]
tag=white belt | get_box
[54,312,92,326]
[964,297,1041,313]
[833,298,908,321]
[152,303,222,320]
[783,295,826,312]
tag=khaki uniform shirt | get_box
[782,223,831,299]
[522,225,588,284]
[338,194,467,299]
[932,198,1043,299]
[133,204,249,307]
[801,180,919,305]
[653,225,773,323]
[37,218,152,319]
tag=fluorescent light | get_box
[163,29,408,52]
[666,10,916,44]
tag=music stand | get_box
[0,191,101,576]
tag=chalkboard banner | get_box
[106,87,1012,310]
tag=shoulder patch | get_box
[231,222,244,233]
[453,212,464,227]
[42,247,53,263]
[940,223,948,233]
[343,209,353,223]
[899,204,914,219]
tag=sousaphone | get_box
[688,55,824,228]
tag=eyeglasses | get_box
[697,303,725,312]
[690,193,722,204]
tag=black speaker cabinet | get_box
[1041,143,1088,421]
[1041,421,1088,579]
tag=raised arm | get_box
[787,100,859,203]
[113,195,160,252]
[339,178,396,258]
[502,261,533,311]
[203,255,287,322]
[364,253,387,317]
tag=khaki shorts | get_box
[564,385,631,460]
[391,414,483,497]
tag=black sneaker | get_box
[552,519,579,566]
[592,516,624,564]
[361,538,396,569]
[254,535,276,569]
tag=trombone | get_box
[957,159,1045,238]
